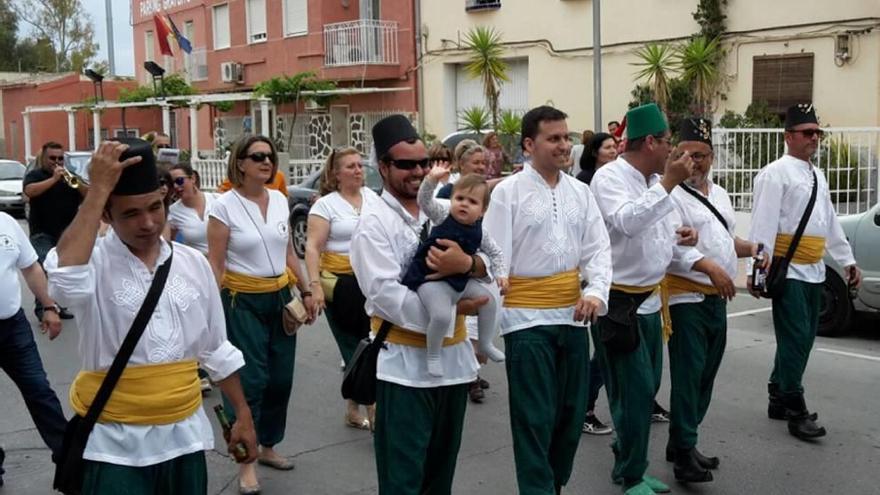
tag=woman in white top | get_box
[305,146,379,430]
[168,163,218,255]
[207,135,313,494]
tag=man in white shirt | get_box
[350,115,490,494]
[747,104,861,440]
[590,103,701,495]
[46,139,258,494]
[484,106,612,495]
[664,118,759,482]
[0,212,66,487]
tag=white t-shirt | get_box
[0,212,38,319]
[168,192,219,255]
[210,189,290,277]
[308,188,379,255]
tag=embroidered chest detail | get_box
[112,278,146,311]
[166,274,200,310]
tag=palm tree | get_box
[631,43,677,110]
[676,36,722,116]
[464,26,509,131]
[458,106,492,133]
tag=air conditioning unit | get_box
[220,62,244,84]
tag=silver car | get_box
[0,160,26,218]
[820,202,880,336]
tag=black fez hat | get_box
[112,137,160,195]
[679,117,713,146]
[784,103,818,130]
[371,114,420,158]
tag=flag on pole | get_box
[166,15,193,54]
[153,14,174,57]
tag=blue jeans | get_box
[29,233,58,317]
[0,309,67,461]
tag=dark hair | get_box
[452,173,490,210]
[520,106,568,149]
[227,135,278,187]
[170,162,201,189]
[578,132,615,184]
[39,141,64,168]
[625,132,667,152]
[608,120,620,127]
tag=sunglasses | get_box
[173,176,188,186]
[390,158,431,170]
[243,152,273,163]
[155,144,172,149]
[46,156,64,162]
[790,129,825,139]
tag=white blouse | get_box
[210,189,290,277]
[45,231,244,466]
[308,188,379,255]
[168,192,219,255]
[0,212,38,319]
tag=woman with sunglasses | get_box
[167,164,218,255]
[207,135,314,494]
[304,147,380,430]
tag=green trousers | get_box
[770,280,821,399]
[221,288,295,447]
[592,312,663,485]
[374,380,468,495]
[82,451,206,495]
[668,298,727,450]
[504,325,589,495]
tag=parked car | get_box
[288,163,383,258]
[0,160,27,218]
[820,201,880,336]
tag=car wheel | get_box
[818,267,853,337]
[291,214,307,259]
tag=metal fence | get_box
[711,127,880,214]
[323,19,399,67]
[192,158,324,192]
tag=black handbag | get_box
[597,289,652,355]
[341,319,393,406]
[762,170,818,299]
[53,250,173,495]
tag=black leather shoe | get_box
[673,448,713,483]
[0,445,5,487]
[665,445,719,469]
[788,413,826,440]
[468,379,484,403]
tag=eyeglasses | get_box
[789,129,825,139]
[690,152,712,161]
[244,152,273,163]
[390,158,431,170]
[173,176,188,186]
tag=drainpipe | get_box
[414,0,425,133]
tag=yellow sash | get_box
[611,281,673,341]
[664,274,719,296]
[774,234,825,264]
[320,252,353,275]
[222,269,297,294]
[374,316,469,348]
[504,270,581,309]
[70,360,202,425]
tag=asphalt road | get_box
[1,259,879,494]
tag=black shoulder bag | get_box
[679,183,729,231]
[762,170,818,299]
[341,319,393,406]
[53,249,173,495]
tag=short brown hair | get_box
[226,135,278,187]
[319,146,360,196]
[427,142,452,162]
[451,173,490,210]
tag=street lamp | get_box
[144,61,166,98]
[84,68,104,102]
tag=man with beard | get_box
[664,117,759,482]
[747,104,860,440]
[350,115,491,494]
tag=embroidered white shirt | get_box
[747,154,855,283]
[350,191,480,388]
[484,164,612,334]
[45,232,244,467]
[308,188,380,255]
[591,157,702,314]
[167,192,219,255]
[668,182,738,305]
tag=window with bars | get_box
[466,0,501,11]
[752,53,814,114]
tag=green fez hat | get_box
[625,103,669,140]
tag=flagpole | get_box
[106,0,115,76]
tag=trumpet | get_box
[58,152,92,189]
[58,166,82,189]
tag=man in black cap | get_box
[351,115,491,494]
[45,139,258,493]
[747,104,861,440]
[664,117,760,481]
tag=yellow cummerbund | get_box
[504,269,581,309]
[222,269,297,294]
[773,234,825,264]
[70,360,202,425]
[610,281,673,341]
[664,274,719,296]
[373,316,469,348]
[320,252,353,275]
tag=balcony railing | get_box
[466,0,502,11]
[323,19,399,67]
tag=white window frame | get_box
[282,0,308,38]
[113,128,140,138]
[212,4,230,50]
[246,0,268,44]
[145,30,155,62]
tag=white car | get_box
[0,160,26,218]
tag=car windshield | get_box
[0,163,24,180]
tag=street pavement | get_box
[2,248,879,493]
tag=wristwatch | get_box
[44,303,61,314]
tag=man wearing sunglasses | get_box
[747,104,861,441]
[23,142,83,321]
[350,115,491,494]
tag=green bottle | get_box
[213,405,248,462]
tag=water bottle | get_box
[751,243,766,292]
[213,405,249,462]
